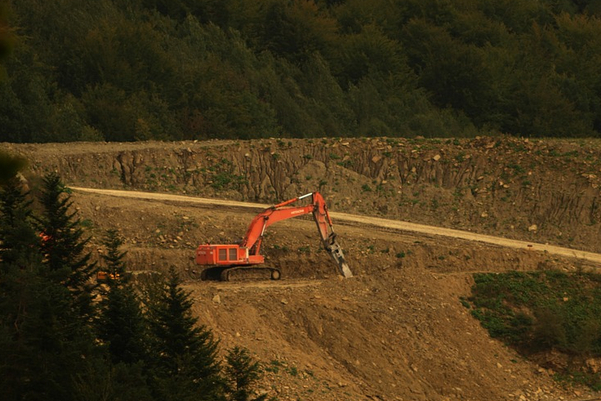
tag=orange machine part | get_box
[195,244,265,266]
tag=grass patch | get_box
[205,158,245,191]
[297,246,310,254]
[468,270,601,389]
[265,360,284,374]
[79,218,94,228]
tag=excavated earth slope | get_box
[5,137,601,401]
[7,136,601,252]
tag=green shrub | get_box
[469,270,601,388]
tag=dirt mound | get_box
[6,137,601,400]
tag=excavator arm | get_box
[195,192,352,279]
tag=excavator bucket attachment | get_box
[325,233,353,278]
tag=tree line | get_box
[0,160,272,401]
[2,0,601,142]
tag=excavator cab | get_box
[196,244,253,265]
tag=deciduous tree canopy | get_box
[2,0,601,141]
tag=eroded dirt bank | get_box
[7,137,601,253]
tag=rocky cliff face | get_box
[7,136,601,252]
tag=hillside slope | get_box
[6,137,601,400]
[67,189,593,401]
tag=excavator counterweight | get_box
[195,192,352,281]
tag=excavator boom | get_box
[195,192,352,280]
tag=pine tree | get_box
[100,228,128,285]
[147,267,224,401]
[225,347,269,401]
[97,229,148,365]
[36,173,97,316]
[0,177,40,268]
[94,282,154,401]
[0,257,100,401]
[98,285,148,364]
[0,173,104,401]
[0,178,41,399]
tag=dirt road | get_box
[70,186,601,267]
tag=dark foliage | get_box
[97,228,148,366]
[98,283,148,365]
[0,1,13,62]
[100,228,128,284]
[0,173,275,400]
[3,0,601,142]
[0,177,39,267]
[0,266,100,401]
[37,173,97,317]
[147,267,224,401]
[225,347,269,401]
[0,150,27,185]
[469,270,601,389]
[0,178,98,400]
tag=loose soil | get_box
[5,137,601,401]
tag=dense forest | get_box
[1,0,601,142]
[0,166,272,401]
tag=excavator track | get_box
[200,266,281,282]
[221,266,281,281]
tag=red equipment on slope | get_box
[195,192,353,281]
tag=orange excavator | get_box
[195,192,353,281]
